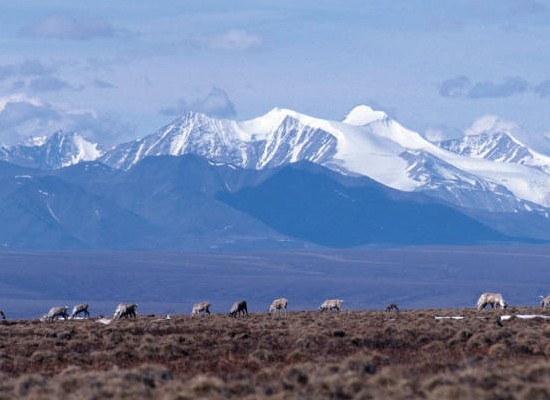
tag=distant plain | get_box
[1,245,550,319]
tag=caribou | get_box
[113,303,138,320]
[228,300,248,317]
[476,293,507,310]
[70,303,90,319]
[319,299,343,312]
[268,298,288,314]
[0,310,5,320]
[541,295,550,308]
[41,306,69,321]
[385,303,399,312]
[191,301,211,317]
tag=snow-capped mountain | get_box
[3,105,550,249]
[401,150,546,213]
[0,131,102,170]
[438,132,550,174]
[101,105,414,187]
[100,110,339,172]
[100,105,550,212]
[1,104,549,218]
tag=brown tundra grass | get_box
[1,307,550,399]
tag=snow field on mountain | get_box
[240,107,550,207]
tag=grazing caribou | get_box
[476,293,507,310]
[70,303,90,319]
[319,299,343,312]
[113,303,138,320]
[0,310,5,320]
[191,301,211,317]
[41,306,69,321]
[268,298,288,314]
[385,303,399,312]
[228,300,248,317]
[541,295,550,308]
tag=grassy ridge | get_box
[1,308,550,399]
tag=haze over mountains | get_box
[1,105,550,249]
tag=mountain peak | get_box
[343,105,388,126]
[1,130,102,170]
[240,107,334,138]
[464,128,521,143]
[260,107,306,125]
[99,106,550,209]
[439,130,533,165]
[173,110,215,125]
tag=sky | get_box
[2,1,550,151]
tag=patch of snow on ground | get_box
[501,314,550,320]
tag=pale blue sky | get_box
[1,1,550,150]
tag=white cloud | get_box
[439,76,529,99]
[0,94,43,111]
[424,128,444,142]
[160,87,236,119]
[465,115,519,136]
[190,87,236,118]
[424,126,461,142]
[468,77,528,99]
[439,76,471,98]
[0,94,132,145]
[209,29,262,51]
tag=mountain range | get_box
[1,105,550,249]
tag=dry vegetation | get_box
[2,307,550,399]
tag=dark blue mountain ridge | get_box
[106,155,517,248]
[217,161,514,247]
[0,159,38,178]
[0,162,166,249]
[53,155,301,250]
[0,154,536,249]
